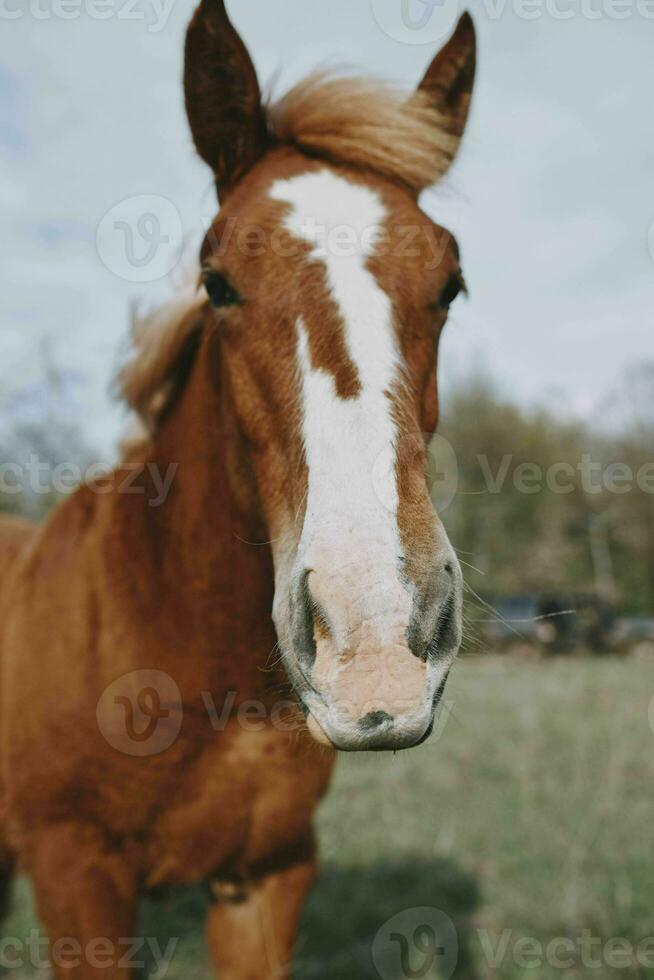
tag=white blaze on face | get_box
[270,170,413,649]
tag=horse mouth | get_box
[290,664,445,752]
[299,692,436,753]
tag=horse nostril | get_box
[292,570,317,671]
[359,710,394,731]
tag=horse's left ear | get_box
[418,12,476,148]
[184,0,269,196]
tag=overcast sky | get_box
[1,0,652,454]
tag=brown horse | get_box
[0,2,475,976]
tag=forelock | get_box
[267,72,458,193]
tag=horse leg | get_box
[206,842,317,980]
[28,821,137,978]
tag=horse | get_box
[0,2,475,976]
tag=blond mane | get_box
[118,73,454,443]
[269,72,457,193]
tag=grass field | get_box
[4,655,654,979]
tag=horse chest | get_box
[145,723,333,889]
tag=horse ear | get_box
[184,0,268,195]
[418,12,476,148]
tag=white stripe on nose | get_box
[270,170,411,641]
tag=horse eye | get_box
[437,273,464,310]
[203,271,241,309]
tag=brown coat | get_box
[0,2,476,975]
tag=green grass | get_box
[4,656,654,979]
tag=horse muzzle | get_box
[278,542,462,752]
[289,595,458,751]
[301,685,445,752]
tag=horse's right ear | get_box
[418,12,476,149]
[184,0,268,196]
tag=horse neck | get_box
[147,324,276,657]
